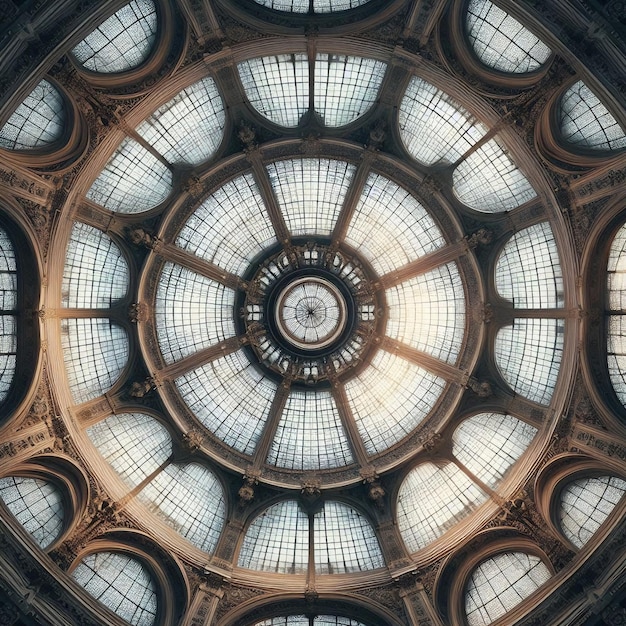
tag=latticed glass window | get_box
[607,223,626,407]
[0,227,17,404]
[254,618,367,626]
[250,0,372,11]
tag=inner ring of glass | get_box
[275,276,348,351]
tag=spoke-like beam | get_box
[379,240,469,289]
[381,337,469,385]
[331,382,370,468]
[159,336,244,380]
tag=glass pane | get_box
[345,173,445,276]
[0,316,17,402]
[399,76,487,166]
[466,0,551,73]
[156,263,235,365]
[72,0,158,73]
[86,137,172,213]
[386,263,465,364]
[495,318,564,405]
[139,463,226,553]
[315,54,386,127]
[560,476,626,548]
[176,173,277,277]
[251,0,308,12]
[238,500,309,573]
[61,318,129,404]
[267,389,353,470]
[176,349,277,455]
[72,552,157,626]
[0,476,64,549]
[453,413,537,489]
[495,222,564,308]
[0,80,65,150]
[249,0,372,10]
[255,618,309,626]
[267,159,356,236]
[398,462,488,552]
[607,223,626,310]
[86,413,172,488]
[465,552,551,626]
[559,81,626,151]
[62,222,129,308]
[314,501,384,573]
[136,76,225,165]
[238,55,309,128]
[314,0,372,9]
[453,137,537,212]
[344,351,446,455]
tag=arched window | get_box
[251,0,373,11]
[254,618,368,626]
[0,226,17,404]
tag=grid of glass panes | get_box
[86,413,172,488]
[0,476,64,549]
[176,173,277,277]
[398,77,487,166]
[87,137,172,213]
[267,389,354,470]
[607,223,626,310]
[385,263,465,364]
[607,224,626,405]
[156,263,235,365]
[345,351,445,455]
[0,228,16,403]
[314,55,386,127]
[0,316,16,402]
[267,159,356,236]
[136,76,225,165]
[453,137,537,212]
[397,461,488,552]
[60,318,129,404]
[608,316,626,406]
[138,463,225,553]
[465,552,551,626]
[251,0,372,10]
[62,222,129,308]
[314,501,384,573]
[345,173,445,276]
[494,318,564,405]
[452,413,537,489]
[71,0,158,73]
[0,80,65,150]
[559,81,626,151]
[255,619,367,626]
[175,350,277,455]
[72,552,158,626]
[238,55,309,127]
[559,475,626,548]
[238,500,309,573]
[495,222,564,308]
[466,0,551,73]
[253,0,308,11]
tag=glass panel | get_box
[465,552,551,626]
[267,159,356,236]
[399,76,487,166]
[607,223,626,310]
[314,501,384,573]
[453,413,537,489]
[344,351,446,455]
[608,316,626,406]
[86,413,172,488]
[238,500,309,573]
[398,462,488,552]
[386,263,465,364]
[0,80,65,150]
[268,389,353,470]
[62,222,129,308]
[136,77,225,165]
[72,0,158,73]
[345,173,445,276]
[315,54,386,127]
[86,137,172,213]
[0,316,17,402]
[250,0,372,10]
[61,318,129,404]
[559,81,626,151]
[453,137,537,212]
[495,222,564,308]
[495,318,564,405]
[156,263,235,365]
[72,552,157,626]
[466,0,551,73]
[251,0,308,12]
[255,619,366,626]
[0,476,64,549]
[560,476,626,548]
[139,463,226,553]
[176,173,277,277]
[176,349,277,455]
[238,55,309,127]
[314,0,372,9]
